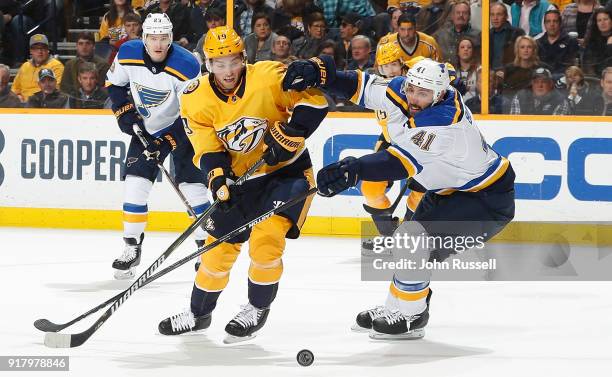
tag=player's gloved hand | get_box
[316,156,360,197]
[114,103,143,135]
[262,121,305,166]
[282,55,336,91]
[208,167,241,212]
[141,133,177,166]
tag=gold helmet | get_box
[376,39,403,66]
[203,26,245,60]
[405,55,425,69]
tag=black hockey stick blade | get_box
[35,159,265,334]
[43,186,315,348]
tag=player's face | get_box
[76,38,94,58]
[78,71,98,93]
[30,44,49,65]
[124,21,141,40]
[145,34,171,62]
[379,61,403,77]
[601,73,612,97]
[532,77,552,97]
[398,22,416,45]
[210,54,245,91]
[406,84,435,115]
[38,77,57,94]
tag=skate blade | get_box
[113,268,135,280]
[223,332,258,344]
[350,323,371,333]
[369,328,425,340]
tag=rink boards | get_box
[0,110,611,241]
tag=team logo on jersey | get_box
[205,217,215,231]
[127,157,139,167]
[216,117,267,153]
[133,83,171,118]
[183,79,199,94]
[273,201,285,209]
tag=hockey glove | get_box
[262,121,305,166]
[208,167,241,212]
[282,55,336,91]
[316,156,360,197]
[141,132,177,166]
[114,103,143,135]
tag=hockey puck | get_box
[296,349,314,366]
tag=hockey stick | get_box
[34,158,264,334]
[132,124,201,220]
[43,186,316,348]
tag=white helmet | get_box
[142,13,173,54]
[404,58,451,105]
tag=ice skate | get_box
[223,303,270,344]
[158,309,212,335]
[351,305,394,332]
[369,289,432,340]
[112,235,143,280]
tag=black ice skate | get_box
[224,303,270,344]
[369,289,432,340]
[194,239,204,272]
[351,305,394,332]
[158,309,212,335]
[112,235,143,280]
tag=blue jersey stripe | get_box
[123,203,148,213]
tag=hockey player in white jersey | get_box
[106,13,209,279]
[283,57,515,339]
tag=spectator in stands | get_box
[272,34,297,64]
[347,35,374,70]
[187,0,225,48]
[389,13,440,62]
[99,0,139,45]
[235,0,274,38]
[68,62,110,109]
[0,63,20,107]
[271,0,313,41]
[194,8,225,64]
[292,12,326,58]
[390,8,402,34]
[0,0,18,64]
[434,0,481,63]
[499,35,544,99]
[510,0,555,38]
[316,39,346,69]
[26,68,68,108]
[536,9,579,76]
[244,12,277,63]
[582,7,612,76]
[465,68,510,114]
[11,34,64,102]
[143,0,191,47]
[562,0,600,43]
[335,12,362,67]
[490,2,525,71]
[455,36,480,102]
[593,66,612,115]
[510,67,571,114]
[61,32,110,98]
[415,0,452,36]
[108,12,142,63]
[561,65,601,114]
[316,0,376,29]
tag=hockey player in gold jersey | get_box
[158,26,328,343]
[386,13,441,63]
[362,39,425,252]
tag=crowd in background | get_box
[0,0,611,114]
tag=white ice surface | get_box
[1,227,611,376]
